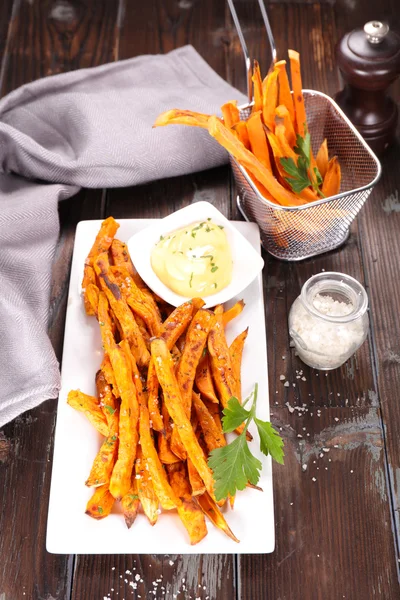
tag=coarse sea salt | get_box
[289,293,367,370]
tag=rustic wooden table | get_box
[1,1,400,599]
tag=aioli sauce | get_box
[151,219,232,297]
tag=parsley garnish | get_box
[208,384,284,500]
[211,266,218,273]
[159,235,164,241]
[104,405,116,415]
[97,506,103,515]
[189,272,194,288]
[191,232,196,238]
[280,133,324,197]
[218,225,224,229]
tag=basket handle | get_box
[227,0,277,103]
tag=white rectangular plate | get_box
[47,219,274,554]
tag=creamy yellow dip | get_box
[151,219,232,297]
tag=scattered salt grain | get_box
[323,447,330,453]
[312,477,317,482]
[279,375,286,381]
[135,574,140,582]
[284,381,290,388]
[302,464,307,471]
[169,560,174,566]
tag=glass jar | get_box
[288,272,369,370]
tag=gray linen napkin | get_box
[0,45,246,427]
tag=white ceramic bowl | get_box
[127,201,264,308]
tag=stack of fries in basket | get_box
[67,217,258,545]
[155,50,346,244]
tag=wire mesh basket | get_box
[227,0,381,261]
[231,90,381,260]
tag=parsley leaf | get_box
[280,132,324,198]
[207,383,285,501]
[208,435,262,500]
[254,418,285,464]
[221,397,251,433]
[104,405,116,415]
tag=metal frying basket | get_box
[227,0,382,261]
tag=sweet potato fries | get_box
[67,217,255,544]
[154,50,341,207]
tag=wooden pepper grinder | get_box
[335,21,400,155]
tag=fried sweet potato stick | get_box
[246,111,271,170]
[135,446,159,526]
[97,293,139,500]
[67,390,109,437]
[192,392,226,453]
[221,101,240,128]
[252,59,263,113]
[222,300,245,327]
[110,239,162,320]
[275,104,296,147]
[288,49,307,137]
[229,328,248,402]
[197,492,239,543]
[276,60,295,123]
[153,109,211,129]
[187,457,206,496]
[86,484,115,520]
[82,267,97,316]
[207,116,305,207]
[167,462,191,499]
[111,265,162,337]
[85,429,119,487]
[86,373,119,488]
[120,477,140,529]
[85,282,100,317]
[171,308,215,459]
[151,337,216,499]
[195,352,219,404]
[82,217,120,315]
[95,252,150,367]
[96,370,118,425]
[262,69,279,131]
[208,307,251,440]
[316,138,329,179]
[232,121,250,149]
[167,463,208,545]
[101,354,120,398]
[158,400,181,464]
[322,156,341,197]
[147,300,195,432]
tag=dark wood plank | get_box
[355,141,400,551]
[228,1,399,598]
[241,406,400,600]
[0,0,121,95]
[0,2,120,599]
[0,0,14,83]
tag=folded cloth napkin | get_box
[0,45,246,427]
